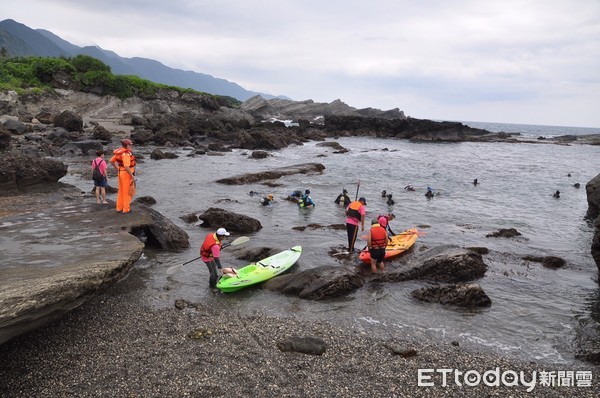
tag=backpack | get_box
[92,159,104,182]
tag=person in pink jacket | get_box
[91,150,109,204]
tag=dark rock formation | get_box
[134,195,157,206]
[522,255,566,269]
[197,207,262,234]
[133,205,190,250]
[316,141,349,153]
[411,283,492,308]
[375,246,487,283]
[240,96,405,121]
[2,118,27,134]
[54,110,83,132]
[0,126,10,149]
[150,148,179,160]
[215,163,325,185]
[0,152,68,194]
[486,228,521,238]
[250,150,269,159]
[263,265,364,300]
[323,116,493,142]
[277,336,327,355]
[587,172,600,273]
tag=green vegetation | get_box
[0,54,241,107]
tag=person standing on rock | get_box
[200,228,230,289]
[92,150,109,204]
[110,139,137,213]
[346,197,367,252]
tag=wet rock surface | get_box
[215,162,326,185]
[0,185,188,345]
[411,283,492,308]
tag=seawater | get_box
[62,122,600,364]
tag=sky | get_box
[2,0,600,128]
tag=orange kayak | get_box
[359,228,419,264]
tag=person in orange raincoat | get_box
[110,138,137,213]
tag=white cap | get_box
[216,227,230,236]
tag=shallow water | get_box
[61,123,600,365]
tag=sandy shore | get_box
[0,266,597,398]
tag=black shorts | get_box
[369,248,386,262]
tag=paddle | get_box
[166,236,250,274]
[355,178,361,201]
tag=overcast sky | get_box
[2,0,599,128]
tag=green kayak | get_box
[216,246,302,293]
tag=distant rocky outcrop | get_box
[240,96,405,122]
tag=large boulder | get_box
[376,246,487,283]
[0,152,68,195]
[263,265,364,300]
[133,205,190,250]
[197,207,262,234]
[54,110,83,132]
[411,283,492,308]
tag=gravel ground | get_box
[0,268,598,398]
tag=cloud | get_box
[1,0,599,127]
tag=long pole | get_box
[355,179,360,201]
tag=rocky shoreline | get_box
[1,88,600,396]
[0,267,598,398]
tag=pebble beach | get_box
[0,266,598,398]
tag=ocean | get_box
[62,121,600,365]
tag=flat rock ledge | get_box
[0,187,186,345]
[215,162,325,185]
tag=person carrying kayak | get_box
[345,197,366,252]
[200,227,230,289]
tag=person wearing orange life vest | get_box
[345,197,367,252]
[200,228,230,288]
[368,219,389,273]
[110,138,137,213]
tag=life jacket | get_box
[200,233,222,259]
[370,224,387,248]
[112,147,137,168]
[346,201,363,220]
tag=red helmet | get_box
[121,138,133,146]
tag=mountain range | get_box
[0,18,282,101]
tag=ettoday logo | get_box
[418,368,593,392]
